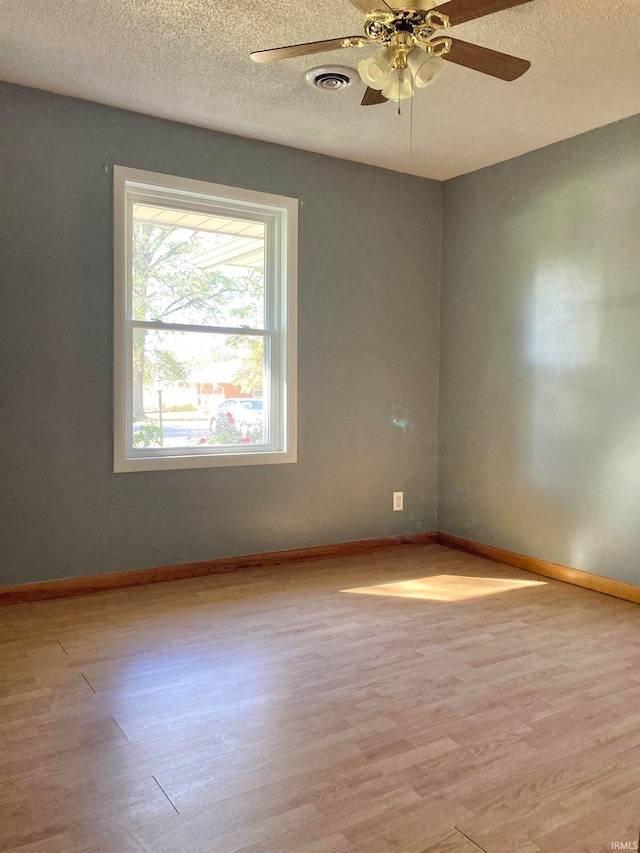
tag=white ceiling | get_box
[1,0,639,179]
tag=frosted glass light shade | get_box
[358,48,393,91]
[381,67,414,101]
[407,47,443,88]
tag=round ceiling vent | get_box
[305,66,356,91]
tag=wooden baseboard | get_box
[435,532,640,605]
[0,532,438,606]
[4,530,637,607]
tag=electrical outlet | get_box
[393,491,403,511]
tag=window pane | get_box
[132,329,266,449]
[132,204,265,328]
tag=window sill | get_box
[114,447,297,473]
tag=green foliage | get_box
[133,223,262,327]
[133,423,164,448]
[206,411,264,446]
[226,335,264,395]
[164,404,197,413]
[132,221,264,416]
[139,340,190,387]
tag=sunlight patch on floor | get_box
[342,574,547,601]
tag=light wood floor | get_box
[1,544,639,853]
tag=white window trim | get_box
[113,166,297,473]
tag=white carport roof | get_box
[133,203,264,269]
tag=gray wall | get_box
[439,115,640,585]
[0,82,442,586]
[2,81,638,589]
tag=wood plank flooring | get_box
[0,544,638,852]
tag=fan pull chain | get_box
[409,88,414,159]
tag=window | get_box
[113,167,297,472]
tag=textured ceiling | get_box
[1,0,639,179]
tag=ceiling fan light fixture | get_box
[252,0,536,111]
[407,47,444,88]
[381,66,414,102]
[357,47,393,91]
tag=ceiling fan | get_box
[251,0,534,106]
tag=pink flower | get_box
[226,412,235,425]
[198,437,207,444]
[239,436,251,444]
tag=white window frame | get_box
[113,166,297,472]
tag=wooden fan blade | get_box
[251,36,364,64]
[361,87,388,105]
[444,38,531,80]
[347,0,394,14]
[435,0,534,27]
